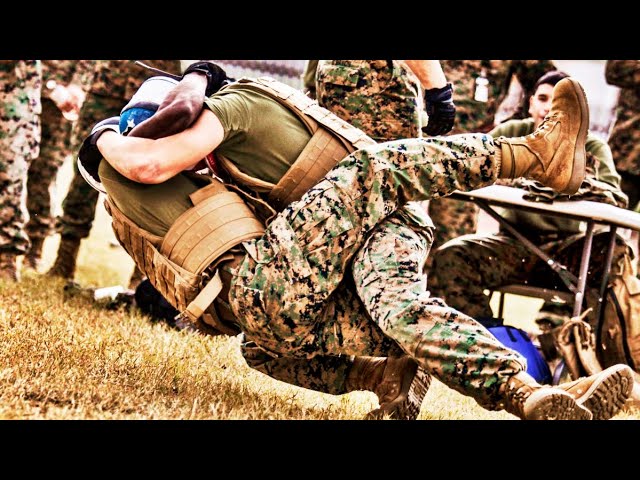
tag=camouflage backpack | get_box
[597,252,640,373]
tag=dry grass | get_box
[1,158,638,421]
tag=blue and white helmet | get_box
[119,75,180,135]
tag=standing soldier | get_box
[428,60,557,261]
[0,60,42,282]
[24,60,95,270]
[605,60,640,212]
[47,60,182,286]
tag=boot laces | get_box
[523,112,558,142]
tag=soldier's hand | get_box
[422,83,456,136]
[128,72,208,139]
[77,117,120,189]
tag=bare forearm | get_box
[403,60,447,89]
[97,109,223,184]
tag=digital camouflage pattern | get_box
[57,60,182,239]
[26,61,95,242]
[230,135,526,408]
[605,60,640,210]
[313,59,437,394]
[428,60,557,256]
[315,60,423,141]
[605,60,640,176]
[0,60,41,254]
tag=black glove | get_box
[77,116,120,190]
[422,83,456,136]
[182,61,231,97]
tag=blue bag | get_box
[488,325,552,385]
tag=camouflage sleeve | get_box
[605,60,640,88]
[586,134,621,189]
[69,60,97,90]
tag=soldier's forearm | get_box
[403,60,447,90]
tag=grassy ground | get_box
[1,158,638,420]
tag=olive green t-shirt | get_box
[204,85,311,185]
[490,118,622,234]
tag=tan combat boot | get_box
[495,77,589,195]
[556,364,634,420]
[47,235,81,279]
[23,236,45,271]
[0,252,20,282]
[500,371,592,420]
[346,356,431,420]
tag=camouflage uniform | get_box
[430,118,629,325]
[314,59,435,390]
[230,134,526,409]
[0,60,42,256]
[26,61,94,249]
[427,60,558,259]
[605,60,640,211]
[316,60,423,141]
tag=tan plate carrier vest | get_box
[105,76,375,331]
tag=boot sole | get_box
[525,388,592,420]
[579,364,634,420]
[366,366,431,420]
[562,78,589,195]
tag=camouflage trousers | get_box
[426,196,479,269]
[56,94,124,239]
[0,104,40,254]
[230,135,526,408]
[430,229,631,320]
[26,98,75,240]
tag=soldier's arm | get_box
[605,60,640,88]
[403,60,447,89]
[587,134,621,188]
[97,108,223,184]
[127,72,208,139]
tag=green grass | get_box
[1,157,638,420]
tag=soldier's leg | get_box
[25,99,74,269]
[429,233,534,319]
[350,209,528,408]
[49,94,124,279]
[230,133,500,347]
[0,150,32,281]
[534,231,632,319]
[241,284,429,420]
[426,196,479,269]
[0,63,40,281]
